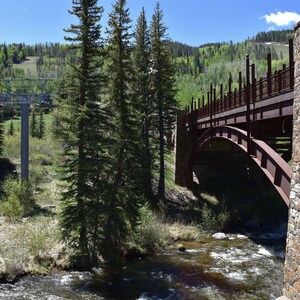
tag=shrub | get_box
[200,202,230,232]
[168,222,203,240]
[200,203,217,231]
[0,194,24,222]
[3,134,20,161]
[129,206,168,254]
[0,177,35,221]
[217,202,230,230]
[29,165,47,189]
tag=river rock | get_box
[177,244,186,252]
[212,232,227,240]
[237,234,248,239]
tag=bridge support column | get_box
[174,110,193,186]
[282,21,300,299]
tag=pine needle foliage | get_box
[30,107,37,138]
[0,113,3,155]
[37,109,45,139]
[132,8,155,205]
[54,0,112,270]
[8,120,14,136]
[104,0,144,268]
[150,2,178,202]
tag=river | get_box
[0,220,286,300]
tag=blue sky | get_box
[0,0,299,46]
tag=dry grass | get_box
[200,192,219,205]
[12,56,38,77]
[167,222,205,241]
[0,215,62,280]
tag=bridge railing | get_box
[186,39,294,125]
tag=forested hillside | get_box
[171,29,293,107]
[0,29,293,105]
[0,43,77,78]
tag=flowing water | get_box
[0,221,286,300]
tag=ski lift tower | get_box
[0,78,53,180]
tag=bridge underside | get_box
[191,143,288,224]
[183,126,292,206]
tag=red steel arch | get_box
[187,126,291,206]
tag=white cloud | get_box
[262,11,300,27]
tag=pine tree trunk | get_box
[144,108,153,204]
[158,102,165,200]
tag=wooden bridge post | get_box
[282,21,300,299]
[238,71,242,105]
[259,77,263,99]
[207,91,209,117]
[278,70,282,93]
[251,63,256,101]
[220,83,223,111]
[233,88,237,108]
[246,55,251,157]
[213,87,216,124]
[210,83,213,132]
[228,77,232,108]
[267,52,272,96]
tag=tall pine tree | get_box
[8,119,14,136]
[150,2,177,202]
[30,107,37,138]
[132,8,154,205]
[0,114,3,155]
[55,0,111,269]
[37,108,45,139]
[104,0,144,267]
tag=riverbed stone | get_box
[177,244,186,252]
[237,234,248,239]
[283,21,300,299]
[212,232,227,240]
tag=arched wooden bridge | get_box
[175,39,294,207]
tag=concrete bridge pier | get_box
[282,21,300,299]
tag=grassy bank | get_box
[0,114,241,281]
[0,117,210,280]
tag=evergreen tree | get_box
[37,109,45,139]
[0,114,3,155]
[30,107,37,138]
[8,119,14,136]
[105,0,143,267]
[132,8,154,204]
[3,44,8,68]
[150,2,177,202]
[55,0,110,269]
